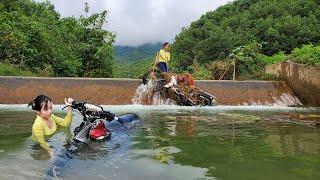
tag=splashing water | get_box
[132,80,175,105]
[132,79,304,106]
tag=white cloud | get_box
[35,0,231,46]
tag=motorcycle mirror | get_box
[62,105,70,110]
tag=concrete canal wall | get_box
[0,76,302,106]
[266,62,320,107]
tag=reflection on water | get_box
[0,105,320,179]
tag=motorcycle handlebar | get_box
[63,101,116,122]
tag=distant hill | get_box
[115,42,163,62]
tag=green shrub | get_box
[192,66,212,80]
[0,63,36,76]
[290,44,320,66]
[261,52,286,65]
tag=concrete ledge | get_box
[0,76,301,106]
[266,62,320,107]
[0,76,141,105]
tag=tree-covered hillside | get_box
[171,0,320,71]
[0,0,115,77]
[115,42,163,62]
[114,58,154,78]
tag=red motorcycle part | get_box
[89,121,109,140]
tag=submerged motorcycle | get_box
[47,102,139,178]
[63,101,138,144]
[142,70,218,106]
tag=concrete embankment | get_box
[0,76,301,106]
[266,61,320,107]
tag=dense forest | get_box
[1,0,319,79]
[171,0,320,79]
[0,0,115,77]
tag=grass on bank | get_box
[0,63,36,76]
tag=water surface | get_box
[0,105,319,180]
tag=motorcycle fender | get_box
[74,123,94,143]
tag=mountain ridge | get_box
[115,42,163,62]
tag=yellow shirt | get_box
[31,112,72,151]
[158,49,170,63]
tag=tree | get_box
[171,0,320,71]
[77,3,116,77]
[0,0,115,77]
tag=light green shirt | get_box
[31,112,72,151]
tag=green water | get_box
[0,105,320,180]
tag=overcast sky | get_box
[36,0,231,46]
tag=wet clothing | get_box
[31,112,72,151]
